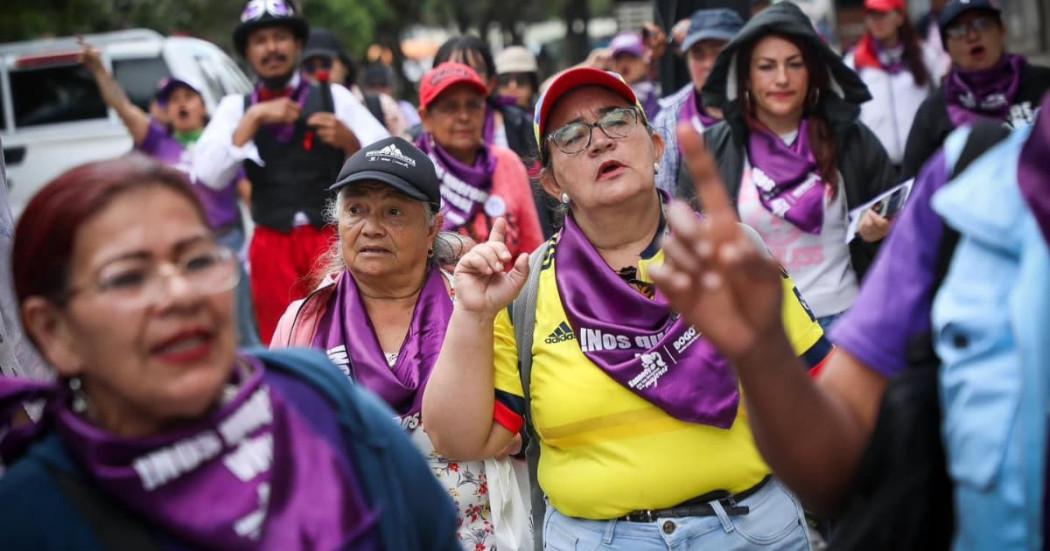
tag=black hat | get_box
[302,28,353,72]
[938,0,1002,41]
[681,8,745,53]
[233,0,309,57]
[330,137,441,210]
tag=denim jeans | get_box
[816,312,843,333]
[543,478,812,550]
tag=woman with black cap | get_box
[272,137,524,550]
[677,1,897,330]
[900,0,1050,179]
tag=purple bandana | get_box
[251,78,310,143]
[746,120,826,234]
[312,268,452,430]
[874,40,906,74]
[0,357,376,549]
[554,211,740,428]
[1017,95,1050,244]
[945,54,1026,127]
[417,133,498,231]
[678,87,720,153]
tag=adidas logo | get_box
[366,144,416,167]
[544,321,575,344]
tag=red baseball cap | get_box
[864,0,905,12]
[533,66,643,146]
[419,62,489,111]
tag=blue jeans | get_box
[543,479,811,550]
[816,312,843,333]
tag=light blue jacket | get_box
[932,124,1050,551]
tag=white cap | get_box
[495,46,538,75]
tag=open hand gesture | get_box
[650,124,786,362]
[452,218,530,318]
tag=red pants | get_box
[249,224,336,344]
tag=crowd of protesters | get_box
[0,0,1047,549]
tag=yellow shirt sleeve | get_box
[493,307,525,398]
[780,273,825,356]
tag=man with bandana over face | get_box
[194,0,389,344]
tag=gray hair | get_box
[317,189,464,281]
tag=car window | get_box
[10,64,106,128]
[113,57,170,111]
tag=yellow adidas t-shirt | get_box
[492,245,827,520]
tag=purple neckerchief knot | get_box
[250,78,311,143]
[416,133,498,231]
[874,39,906,74]
[746,119,827,234]
[312,267,452,430]
[0,357,377,549]
[678,87,720,154]
[554,208,740,428]
[945,53,1026,127]
[1018,95,1050,244]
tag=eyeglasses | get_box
[302,57,333,75]
[945,16,997,39]
[497,73,533,87]
[545,107,642,156]
[65,246,239,311]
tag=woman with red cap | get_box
[416,63,543,259]
[846,0,936,167]
[422,65,827,550]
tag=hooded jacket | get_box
[676,1,897,281]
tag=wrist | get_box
[452,304,498,327]
[730,326,797,375]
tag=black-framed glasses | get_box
[497,72,533,87]
[945,16,997,39]
[545,107,642,155]
[65,246,239,311]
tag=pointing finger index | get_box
[488,217,507,244]
[677,123,735,227]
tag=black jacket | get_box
[899,62,1050,180]
[676,1,897,281]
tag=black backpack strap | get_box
[364,94,386,129]
[45,463,162,551]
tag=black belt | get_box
[622,476,771,522]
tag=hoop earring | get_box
[427,248,434,258]
[560,193,570,205]
[653,162,660,175]
[808,88,820,109]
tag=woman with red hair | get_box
[0,154,459,549]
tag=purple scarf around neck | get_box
[0,357,376,549]
[746,119,827,234]
[678,87,720,153]
[416,133,498,231]
[312,267,452,429]
[553,211,740,428]
[250,79,310,143]
[945,53,1026,127]
[1018,96,1050,244]
[874,39,906,74]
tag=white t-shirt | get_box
[738,156,859,318]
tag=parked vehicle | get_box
[0,29,251,216]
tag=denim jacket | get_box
[931,124,1050,551]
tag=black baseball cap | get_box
[329,137,441,210]
[681,8,744,53]
[938,0,1002,40]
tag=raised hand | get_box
[650,123,786,362]
[306,112,361,154]
[77,37,105,75]
[452,218,530,318]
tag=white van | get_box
[0,29,252,216]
